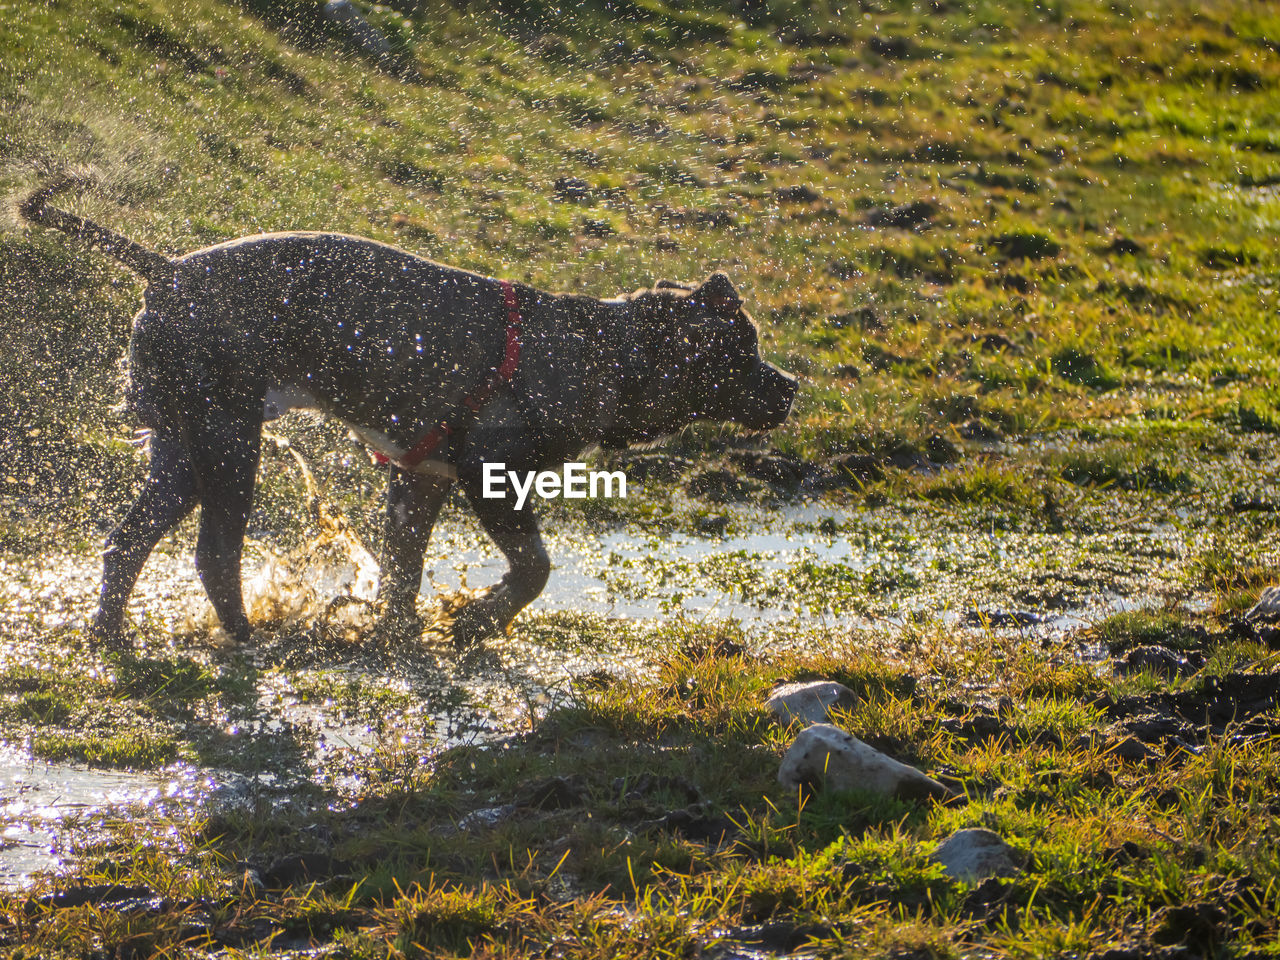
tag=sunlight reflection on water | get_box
[0,746,214,887]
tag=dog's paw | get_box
[375,604,423,643]
[88,630,134,655]
[206,625,249,650]
[450,602,503,650]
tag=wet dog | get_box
[19,176,797,646]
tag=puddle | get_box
[427,515,855,622]
[424,500,1191,630]
[0,498,1216,639]
[0,746,214,888]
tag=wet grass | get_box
[1049,443,1197,493]
[918,463,1039,508]
[1093,608,1204,653]
[31,729,180,768]
[2,613,1280,956]
[0,461,1278,955]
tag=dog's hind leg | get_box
[377,467,453,635]
[451,473,551,646]
[190,406,262,645]
[94,432,199,644]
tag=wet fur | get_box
[18,176,797,647]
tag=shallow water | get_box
[426,500,1184,628]
[0,746,214,887]
[0,498,1201,635]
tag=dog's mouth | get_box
[722,363,798,431]
[601,361,796,447]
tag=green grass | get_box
[2,0,1280,956]
[31,729,180,768]
[3,0,1280,529]
[919,463,1038,507]
[1048,442,1196,492]
[1093,608,1203,652]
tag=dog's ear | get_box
[692,272,741,314]
[655,278,693,291]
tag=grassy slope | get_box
[3,0,1280,529]
[2,1,1280,957]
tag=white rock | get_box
[1246,585,1280,623]
[777,724,954,802]
[766,681,858,725]
[930,828,1021,882]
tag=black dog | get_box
[20,176,797,645]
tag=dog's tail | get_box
[17,175,174,284]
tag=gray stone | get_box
[1247,585,1280,624]
[930,828,1021,882]
[459,804,515,831]
[777,724,953,801]
[765,681,858,725]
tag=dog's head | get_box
[603,273,797,446]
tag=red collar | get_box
[377,279,523,469]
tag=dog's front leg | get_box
[191,406,262,645]
[451,461,551,646]
[377,467,453,635]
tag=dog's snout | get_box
[734,361,796,430]
[761,363,797,426]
